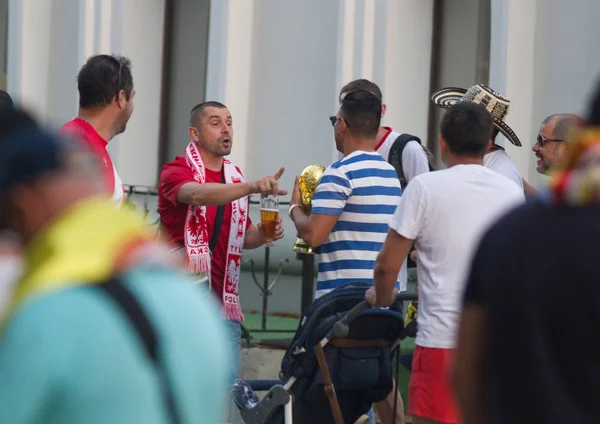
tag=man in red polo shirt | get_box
[158,101,285,391]
[60,54,135,205]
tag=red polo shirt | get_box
[158,156,252,298]
[59,118,124,203]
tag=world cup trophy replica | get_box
[293,164,326,254]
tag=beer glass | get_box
[260,195,279,247]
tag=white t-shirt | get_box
[378,129,429,292]
[112,165,124,205]
[389,164,525,349]
[483,149,523,190]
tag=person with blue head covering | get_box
[0,107,232,424]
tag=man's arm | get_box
[371,229,414,307]
[290,209,339,248]
[177,181,255,207]
[522,178,539,198]
[366,178,426,306]
[289,169,350,248]
[177,167,287,207]
[453,303,486,424]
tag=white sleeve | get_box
[389,177,427,240]
[401,141,430,183]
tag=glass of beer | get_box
[260,195,279,247]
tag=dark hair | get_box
[189,101,228,127]
[440,102,493,157]
[77,54,133,109]
[339,91,382,138]
[339,79,383,102]
[0,90,13,111]
[0,108,75,209]
[588,77,600,126]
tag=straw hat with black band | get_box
[431,84,522,147]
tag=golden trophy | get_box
[293,164,326,254]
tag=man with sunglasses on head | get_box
[59,54,135,206]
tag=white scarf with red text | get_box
[184,141,247,322]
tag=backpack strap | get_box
[388,133,422,189]
[94,277,181,424]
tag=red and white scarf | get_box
[184,141,247,322]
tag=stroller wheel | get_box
[232,379,260,410]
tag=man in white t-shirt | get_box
[339,79,431,292]
[431,84,524,191]
[367,102,524,424]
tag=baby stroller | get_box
[232,282,409,424]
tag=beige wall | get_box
[490,0,600,188]
[7,0,166,187]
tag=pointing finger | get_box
[272,167,285,180]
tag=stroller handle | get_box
[330,300,371,339]
[329,292,418,340]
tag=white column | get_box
[115,0,165,186]
[7,0,52,120]
[382,0,433,140]
[490,0,538,185]
[7,0,165,187]
[334,0,433,154]
[205,0,255,174]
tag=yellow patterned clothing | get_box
[2,196,172,327]
[542,128,600,206]
[0,195,230,424]
[405,300,419,326]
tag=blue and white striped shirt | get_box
[312,151,402,298]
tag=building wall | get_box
[204,0,434,195]
[490,0,600,188]
[6,0,165,187]
[164,0,211,162]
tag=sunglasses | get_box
[329,116,350,127]
[112,57,123,100]
[537,134,566,148]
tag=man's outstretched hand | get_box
[251,167,288,197]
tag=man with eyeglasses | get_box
[532,113,584,175]
[59,54,135,206]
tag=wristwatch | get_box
[288,203,300,221]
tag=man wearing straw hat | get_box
[431,84,525,191]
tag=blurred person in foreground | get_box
[0,90,13,111]
[368,102,524,424]
[453,82,600,424]
[0,90,24,313]
[59,54,135,205]
[0,108,230,424]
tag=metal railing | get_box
[123,186,317,338]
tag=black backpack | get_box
[388,134,435,269]
[388,134,435,190]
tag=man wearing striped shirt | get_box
[289,90,404,424]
